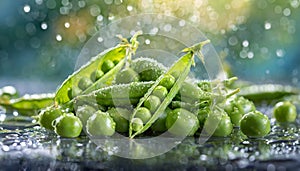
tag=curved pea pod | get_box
[129,40,210,138]
[238,84,299,102]
[54,32,141,105]
[0,93,54,116]
[75,81,155,107]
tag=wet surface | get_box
[1,106,300,170]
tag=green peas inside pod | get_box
[115,68,140,84]
[39,107,63,130]
[212,110,233,137]
[166,108,199,136]
[159,74,175,90]
[107,107,130,133]
[240,111,270,138]
[76,105,96,128]
[101,59,115,73]
[132,118,144,132]
[86,111,116,136]
[52,113,82,138]
[90,70,104,82]
[273,101,297,123]
[152,85,168,100]
[67,86,82,100]
[78,77,93,90]
[144,95,161,113]
[151,108,171,132]
[135,107,152,123]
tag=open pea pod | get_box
[55,32,141,105]
[0,93,54,116]
[129,40,210,138]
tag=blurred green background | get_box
[0,0,299,94]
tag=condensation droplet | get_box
[97,37,103,43]
[127,5,133,11]
[239,50,247,58]
[90,5,101,16]
[247,51,254,59]
[163,24,172,32]
[64,22,70,28]
[150,27,158,35]
[291,0,300,8]
[104,0,113,5]
[97,15,103,21]
[179,20,185,27]
[276,49,285,57]
[283,8,291,16]
[40,22,47,30]
[56,34,62,41]
[24,5,31,13]
[242,40,249,47]
[265,22,272,30]
[78,1,86,8]
[35,0,43,5]
[145,39,150,45]
[228,36,238,46]
[274,5,282,14]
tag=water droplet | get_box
[97,15,103,21]
[247,51,254,59]
[145,39,150,45]
[90,5,101,16]
[265,22,272,30]
[78,1,86,8]
[274,5,282,14]
[228,36,238,46]
[291,0,300,8]
[62,0,69,6]
[41,22,48,30]
[266,70,270,74]
[64,22,70,28]
[239,50,247,58]
[97,37,103,43]
[283,8,291,16]
[23,5,31,13]
[35,0,43,5]
[127,5,133,11]
[104,0,113,5]
[163,24,172,32]
[276,49,285,57]
[2,145,10,152]
[56,34,62,41]
[242,40,249,47]
[26,23,36,35]
[179,20,185,27]
[46,0,56,9]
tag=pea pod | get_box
[54,32,141,105]
[0,93,54,116]
[129,40,210,138]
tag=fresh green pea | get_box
[76,105,96,128]
[90,70,104,82]
[273,101,297,123]
[39,107,63,130]
[144,95,161,113]
[159,74,175,90]
[132,118,143,132]
[86,111,116,136]
[107,107,130,133]
[178,81,202,103]
[240,111,270,137]
[135,107,152,123]
[115,68,140,84]
[151,108,171,132]
[212,112,233,137]
[101,60,115,73]
[197,106,210,128]
[165,108,199,136]
[67,86,82,100]
[78,77,93,90]
[53,113,82,138]
[152,85,168,100]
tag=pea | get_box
[132,118,143,132]
[78,77,93,90]
[86,111,116,136]
[135,107,152,123]
[152,86,168,100]
[144,95,161,113]
[115,68,140,84]
[53,113,82,138]
[165,108,199,136]
[76,105,96,128]
[90,70,104,82]
[151,108,171,132]
[101,60,115,73]
[212,112,233,137]
[273,101,297,123]
[67,86,82,100]
[39,107,63,130]
[240,111,270,137]
[159,74,175,90]
[107,107,130,133]
[197,106,210,128]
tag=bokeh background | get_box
[0,0,299,94]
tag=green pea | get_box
[101,60,115,73]
[197,106,210,128]
[159,74,175,90]
[67,86,82,100]
[135,107,152,123]
[86,111,116,136]
[90,70,104,82]
[132,118,143,132]
[273,101,297,123]
[53,113,82,138]
[144,95,161,113]
[76,105,96,128]
[107,107,130,133]
[165,108,199,136]
[152,86,168,100]
[115,68,140,84]
[151,108,171,132]
[212,112,233,137]
[78,77,93,90]
[240,111,270,137]
[39,107,63,130]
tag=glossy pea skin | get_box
[90,70,104,82]
[86,111,116,136]
[67,86,82,100]
[144,95,161,113]
[273,101,297,123]
[78,77,93,90]
[166,108,199,136]
[39,107,63,130]
[240,111,270,137]
[101,60,115,73]
[132,117,143,132]
[76,105,96,128]
[107,107,130,133]
[135,107,152,123]
[159,74,175,90]
[152,85,168,100]
[115,68,140,84]
[212,112,233,137]
[151,108,171,132]
[53,113,82,138]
